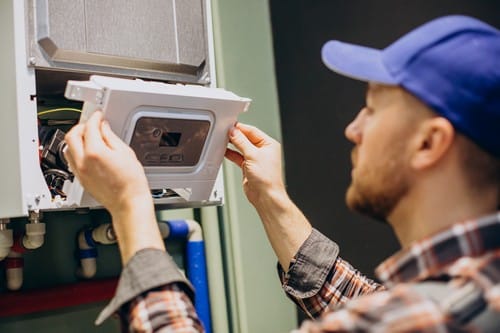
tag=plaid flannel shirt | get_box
[100,212,500,332]
[283,212,500,332]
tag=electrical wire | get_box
[37,108,81,116]
[45,119,78,126]
[44,169,72,198]
[43,168,71,180]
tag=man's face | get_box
[344,84,421,222]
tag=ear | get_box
[411,117,455,170]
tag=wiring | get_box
[37,108,81,116]
[44,168,71,180]
[38,108,80,199]
[43,119,78,126]
[43,168,72,198]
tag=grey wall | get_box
[270,0,500,285]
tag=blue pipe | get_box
[78,229,98,260]
[165,220,189,238]
[186,240,211,333]
[164,220,212,333]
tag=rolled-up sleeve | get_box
[280,229,340,298]
[278,229,383,319]
[96,248,195,326]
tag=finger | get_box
[228,125,257,157]
[224,148,244,168]
[83,111,106,152]
[100,119,125,150]
[235,123,271,147]
[64,123,86,171]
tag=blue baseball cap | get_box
[322,15,500,158]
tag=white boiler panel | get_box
[63,75,251,208]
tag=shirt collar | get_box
[375,212,500,286]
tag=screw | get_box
[152,128,162,137]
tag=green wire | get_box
[37,108,82,116]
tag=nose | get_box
[345,108,366,144]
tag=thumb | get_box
[101,120,125,150]
[229,126,256,157]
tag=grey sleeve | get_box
[280,228,340,298]
[95,248,193,325]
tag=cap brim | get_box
[321,40,398,85]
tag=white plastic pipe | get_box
[158,221,170,239]
[6,251,23,291]
[77,223,117,278]
[77,230,97,279]
[91,223,117,245]
[0,220,13,260]
[3,212,45,291]
[185,219,203,241]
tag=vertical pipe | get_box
[0,219,13,260]
[164,219,212,333]
[199,206,230,333]
[6,250,23,290]
[77,229,98,279]
[186,239,211,333]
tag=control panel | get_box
[62,75,251,207]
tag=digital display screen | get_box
[160,132,181,147]
[129,116,211,167]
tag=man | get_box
[64,15,499,332]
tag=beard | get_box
[346,149,410,222]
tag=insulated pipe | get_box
[160,219,212,333]
[77,223,117,278]
[77,229,97,279]
[6,250,23,291]
[75,220,212,331]
[0,219,13,260]
[4,212,45,291]
[6,234,28,291]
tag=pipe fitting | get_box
[185,219,203,241]
[91,224,116,245]
[23,222,46,250]
[158,221,170,239]
[28,210,42,224]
